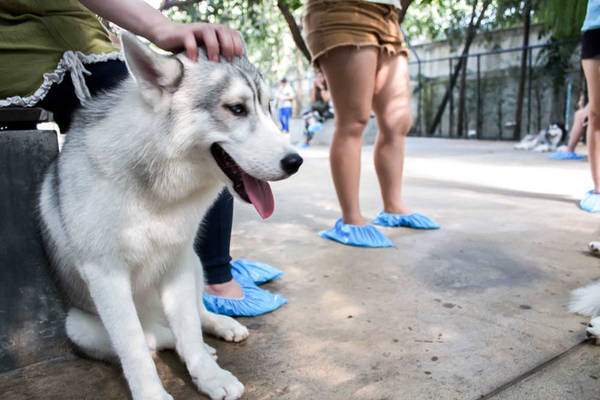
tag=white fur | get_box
[515,124,564,152]
[569,280,600,344]
[569,281,600,317]
[39,32,299,400]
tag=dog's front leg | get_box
[159,251,244,400]
[81,263,171,400]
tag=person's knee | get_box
[378,106,413,139]
[574,108,588,126]
[335,115,370,138]
[589,108,600,131]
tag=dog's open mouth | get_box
[211,143,274,219]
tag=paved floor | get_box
[2,137,600,399]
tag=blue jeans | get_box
[278,106,292,132]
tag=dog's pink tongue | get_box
[241,173,274,219]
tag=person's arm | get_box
[79,0,242,62]
[311,83,317,104]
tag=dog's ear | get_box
[120,31,183,106]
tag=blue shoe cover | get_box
[372,211,440,229]
[230,259,284,285]
[203,281,288,317]
[549,151,584,160]
[580,190,600,213]
[318,218,393,247]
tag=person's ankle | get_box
[342,215,366,225]
[383,203,411,215]
[205,279,244,299]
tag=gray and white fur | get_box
[39,32,301,400]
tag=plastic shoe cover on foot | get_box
[203,281,287,317]
[549,151,584,160]
[581,190,600,213]
[318,218,393,247]
[372,211,440,229]
[231,259,284,285]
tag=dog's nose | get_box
[280,153,303,175]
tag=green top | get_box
[0,0,120,106]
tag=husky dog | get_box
[569,242,600,341]
[570,280,600,342]
[39,32,302,400]
[532,123,565,152]
[514,123,565,152]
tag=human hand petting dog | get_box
[150,21,243,63]
[80,0,242,62]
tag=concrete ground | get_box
[2,137,600,400]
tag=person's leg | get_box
[195,189,288,315]
[194,189,243,299]
[371,53,413,215]
[583,59,600,193]
[318,46,379,225]
[567,104,589,152]
[283,107,292,132]
[278,107,286,132]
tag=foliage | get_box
[403,0,533,46]
[534,0,586,96]
[162,0,305,83]
[536,0,587,40]
[403,0,586,44]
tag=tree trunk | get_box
[456,54,468,137]
[512,0,532,140]
[277,1,312,62]
[398,0,415,24]
[427,0,492,134]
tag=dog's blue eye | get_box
[226,104,247,116]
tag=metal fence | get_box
[406,38,583,140]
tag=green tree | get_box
[160,0,306,83]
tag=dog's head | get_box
[546,123,564,147]
[121,32,302,219]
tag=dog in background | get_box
[514,123,565,152]
[39,32,302,400]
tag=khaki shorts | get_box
[304,0,408,65]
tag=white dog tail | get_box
[569,280,600,316]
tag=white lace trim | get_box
[0,50,123,108]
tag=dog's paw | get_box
[205,343,217,360]
[587,317,600,342]
[210,315,249,343]
[589,242,600,257]
[195,367,244,400]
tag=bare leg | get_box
[318,46,378,225]
[567,104,589,152]
[583,59,600,193]
[372,53,413,215]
